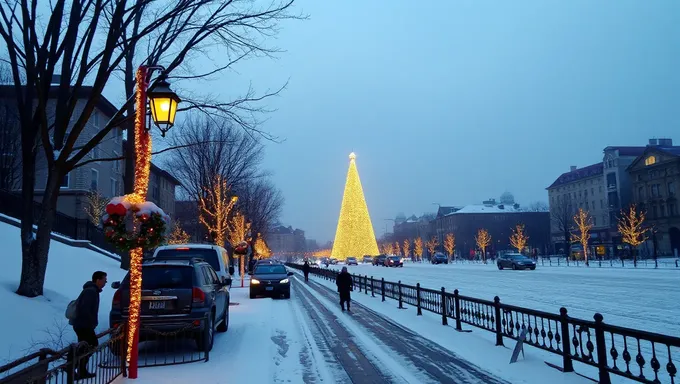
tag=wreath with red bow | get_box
[233,241,249,255]
[102,199,170,253]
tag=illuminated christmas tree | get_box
[331,152,380,259]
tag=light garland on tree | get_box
[509,224,529,254]
[331,153,379,259]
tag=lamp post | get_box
[126,65,180,379]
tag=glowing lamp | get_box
[148,76,180,136]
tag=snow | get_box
[0,221,126,362]
[323,262,680,337]
[448,204,521,215]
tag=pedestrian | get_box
[71,271,107,380]
[335,266,353,311]
[302,260,310,282]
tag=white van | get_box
[151,244,233,284]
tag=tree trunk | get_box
[17,168,61,297]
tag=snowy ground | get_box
[0,221,126,362]
[323,261,680,336]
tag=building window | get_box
[599,186,603,193]
[112,151,120,173]
[60,173,70,189]
[584,189,588,198]
[92,145,100,163]
[660,204,666,217]
[669,182,676,197]
[591,188,594,195]
[92,110,100,128]
[670,203,677,216]
[90,169,99,191]
[593,217,597,226]
[110,178,118,197]
[644,155,656,166]
[651,184,660,198]
[638,186,645,200]
[585,201,589,210]
[600,200,604,209]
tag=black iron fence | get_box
[288,263,680,384]
[0,316,211,383]
[415,255,679,269]
[0,189,119,256]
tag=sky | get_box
[108,0,680,244]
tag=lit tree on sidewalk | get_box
[618,205,649,267]
[425,236,438,260]
[394,241,401,256]
[509,224,529,254]
[168,221,191,245]
[444,233,455,262]
[229,212,252,278]
[402,239,411,259]
[475,229,491,263]
[383,242,395,255]
[414,237,423,262]
[572,208,593,266]
[198,175,238,248]
[84,191,108,227]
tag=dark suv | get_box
[109,257,231,352]
[431,253,448,264]
[372,255,387,266]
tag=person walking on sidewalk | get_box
[302,260,311,282]
[71,271,107,380]
[335,266,353,311]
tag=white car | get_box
[152,244,233,284]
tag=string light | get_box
[254,236,272,258]
[444,233,455,260]
[402,239,411,258]
[509,224,529,254]
[572,208,593,264]
[475,229,491,261]
[425,236,438,256]
[413,237,423,259]
[198,175,237,247]
[331,153,379,259]
[228,212,251,279]
[617,204,649,248]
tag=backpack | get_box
[65,298,78,322]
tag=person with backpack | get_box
[335,267,353,311]
[67,271,107,380]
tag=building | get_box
[266,225,307,255]
[627,141,680,256]
[174,200,204,242]
[0,85,126,220]
[602,145,649,229]
[147,163,181,217]
[547,163,608,254]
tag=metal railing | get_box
[288,263,680,384]
[0,315,211,383]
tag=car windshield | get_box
[122,266,193,289]
[510,255,529,260]
[255,265,287,274]
[155,248,222,272]
[389,256,400,260]
[347,257,356,261]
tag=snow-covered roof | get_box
[446,204,521,215]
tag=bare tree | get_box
[84,191,107,226]
[526,201,549,212]
[165,113,264,200]
[0,0,299,297]
[550,197,574,256]
[236,178,284,238]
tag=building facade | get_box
[628,145,680,256]
[266,225,307,255]
[147,163,181,217]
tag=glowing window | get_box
[645,156,657,166]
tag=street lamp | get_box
[147,75,181,136]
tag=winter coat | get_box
[72,281,101,330]
[302,262,310,274]
[335,272,353,294]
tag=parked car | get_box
[384,255,403,267]
[362,255,373,263]
[330,258,339,265]
[372,255,387,266]
[497,253,536,270]
[109,256,231,352]
[152,244,233,283]
[346,257,358,265]
[250,263,294,299]
[431,253,448,264]
[319,257,330,266]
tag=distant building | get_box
[147,163,181,217]
[267,225,307,255]
[174,200,204,242]
[627,140,680,256]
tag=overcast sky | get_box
[107,1,680,245]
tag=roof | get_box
[436,206,463,217]
[0,85,119,117]
[603,146,647,157]
[546,162,603,190]
[155,244,222,251]
[447,204,522,215]
[150,162,181,186]
[626,146,680,171]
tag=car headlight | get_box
[251,279,260,284]
[280,278,289,284]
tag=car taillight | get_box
[192,287,205,304]
[112,290,122,308]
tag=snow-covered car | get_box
[362,255,373,263]
[151,244,233,284]
[497,254,536,270]
[346,257,358,265]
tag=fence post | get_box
[440,287,448,326]
[398,280,403,309]
[454,289,462,331]
[593,313,612,384]
[381,278,385,302]
[365,275,368,295]
[66,343,78,384]
[34,348,50,384]
[494,296,503,346]
[416,283,422,316]
[560,307,574,372]
[371,276,375,297]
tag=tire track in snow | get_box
[301,275,510,384]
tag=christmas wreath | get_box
[233,241,249,255]
[102,197,171,252]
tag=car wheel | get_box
[196,314,215,352]
[250,291,256,299]
[284,291,291,299]
[216,305,228,333]
[530,266,536,270]
[512,264,518,270]
[497,264,503,270]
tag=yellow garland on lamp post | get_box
[126,66,180,379]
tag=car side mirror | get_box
[111,281,121,289]
[287,272,294,276]
[228,266,235,275]
[224,278,232,287]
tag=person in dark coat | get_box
[302,260,311,282]
[335,266,353,311]
[72,271,107,380]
